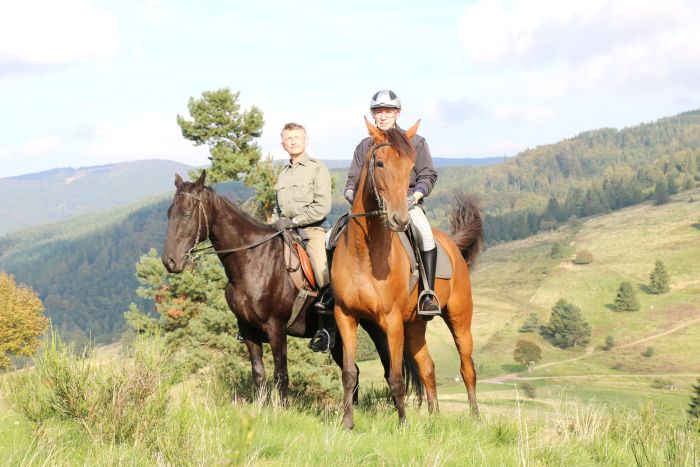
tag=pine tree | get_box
[689,378,700,423]
[541,299,591,348]
[653,178,670,205]
[614,281,640,311]
[649,260,670,294]
[0,271,49,369]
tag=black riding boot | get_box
[310,248,337,352]
[418,247,441,319]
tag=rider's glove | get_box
[407,191,423,206]
[344,189,354,204]
[272,217,296,230]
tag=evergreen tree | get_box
[177,88,264,184]
[0,271,49,369]
[513,340,542,373]
[649,260,670,294]
[614,281,640,311]
[653,178,670,205]
[540,299,591,348]
[689,378,700,424]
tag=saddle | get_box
[327,213,452,295]
[281,229,318,328]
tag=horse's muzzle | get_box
[162,255,182,273]
[390,213,409,232]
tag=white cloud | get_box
[84,113,209,165]
[23,136,60,155]
[493,106,555,124]
[0,0,119,66]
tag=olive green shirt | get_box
[272,153,331,226]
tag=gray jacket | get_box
[345,132,437,198]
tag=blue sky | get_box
[1,0,699,177]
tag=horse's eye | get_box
[183,212,192,219]
[376,161,384,168]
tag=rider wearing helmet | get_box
[344,89,441,317]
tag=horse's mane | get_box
[181,182,271,230]
[384,127,416,161]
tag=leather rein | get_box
[348,142,390,220]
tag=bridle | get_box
[174,190,282,264]
[348,142,391,219]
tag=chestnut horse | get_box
[161,172,418,401]
[333,118,483,428]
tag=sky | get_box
[1,0,699,178]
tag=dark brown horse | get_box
[333,118,483,428]
[161,172,411,401]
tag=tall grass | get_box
[1,331,252,465]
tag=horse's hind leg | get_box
[444,293,479,417]
[404,321,439,413]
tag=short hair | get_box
[281,122,306,136]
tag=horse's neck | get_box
[346,165,393,261]
[206,192,272,252]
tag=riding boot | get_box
[418,247,441,319]
[310,248,337,352]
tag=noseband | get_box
[348,142,391,219]
[176,191,210,262]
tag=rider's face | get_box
[281,129,308,158]
[372,107,400,132]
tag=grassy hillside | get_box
[0,159,194,236]
[360,187,700,413]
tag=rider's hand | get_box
[407,191,423,206]
[272,217,296,230]
[344,189,354,204]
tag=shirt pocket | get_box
[291,180,313,204]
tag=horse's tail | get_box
[449,192,484,269]
[403,350,424,405]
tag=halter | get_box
[348,142,391,219]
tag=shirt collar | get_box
[287,152,310,167]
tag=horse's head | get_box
[162,170,209,273]
[363,117,419,232]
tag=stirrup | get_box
[417,290,441,318]
[309,329,335,353]
[313,287,334,315]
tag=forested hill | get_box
[0,182,252,345]
[425,109,700,242]
[0,159,195,236]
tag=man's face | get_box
[372,107,400,131]
[281,129,308,157]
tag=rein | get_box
[348,142,390,219]
[178,191,283,262]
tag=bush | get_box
[519,313,541,333]
[642,346,655,358]
[519,382,537,399]
[550,242,563,258]
[573,250,594,264]
[602,335,615,351]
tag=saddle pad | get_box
[398,233,452,279]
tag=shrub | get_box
[519,382,537,399]
[573,250,594,265]
[602,335,615,351]
[519,313,541,333]
[642,346,655,358]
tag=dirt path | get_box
[482,316,700,384]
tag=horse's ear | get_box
[364,116,384,144]
[405,119,421,140]
[193,170,206,191]
[175,174,184,190]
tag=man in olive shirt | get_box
[271,122,334,351]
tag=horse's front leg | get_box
[242,337,265,394]
[335,305,359,429]
[267,320,289,402]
